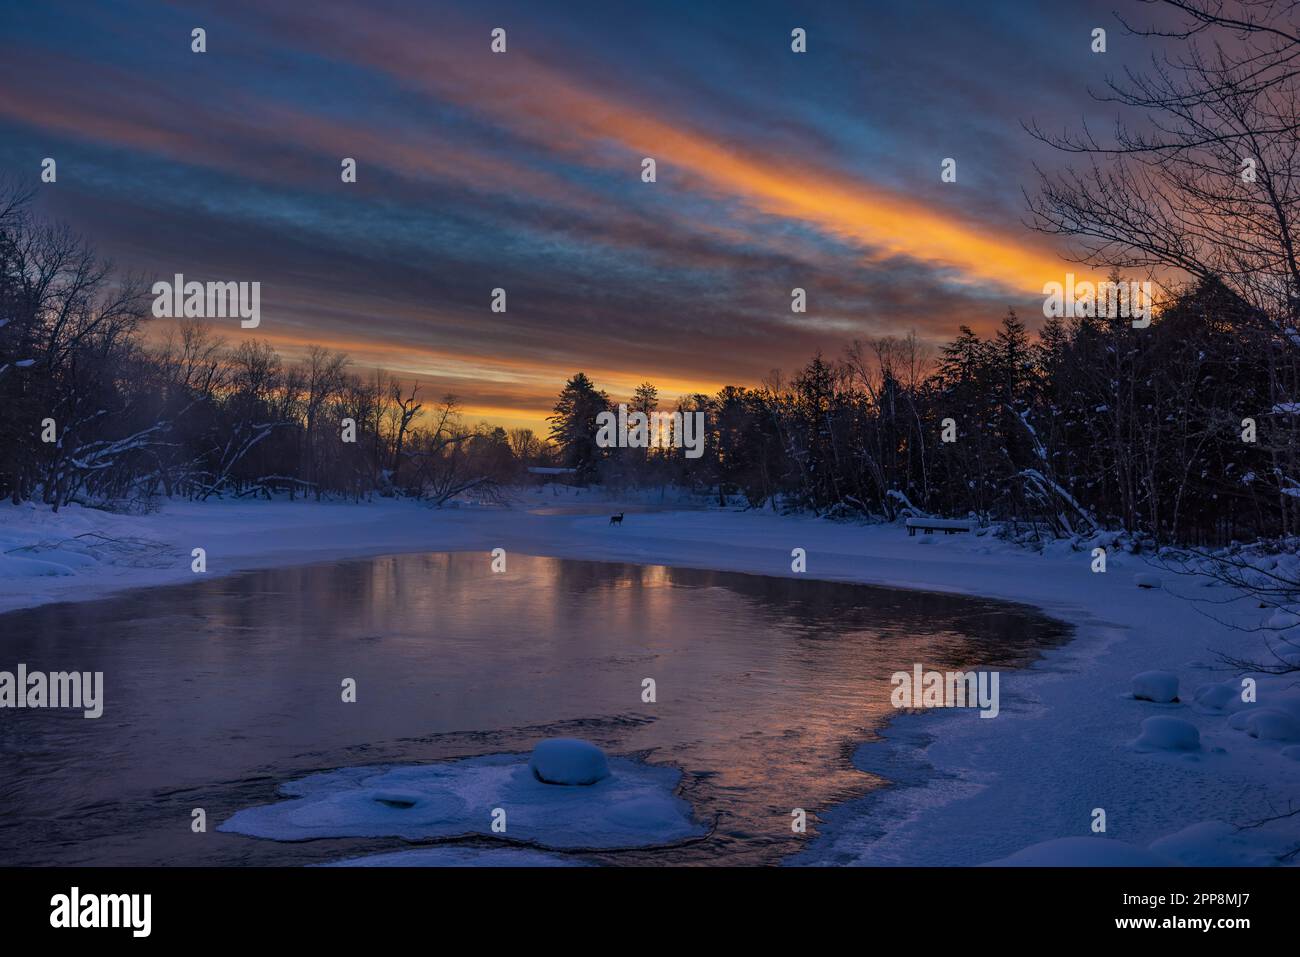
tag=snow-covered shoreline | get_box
[3,490,1298,865]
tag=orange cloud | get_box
[320,13,1087,293]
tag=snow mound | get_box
[1133,573,1161,589]
[1263,690,1300,720]
[220,752,702,849]
[1192,681,1238,712]
[1149,821,1289,867]
[1132,670,1179,703]
[324,846,583,867]
[1135,716,1200,752]
[1281,745,1300,761]
[1244,710,1300,742]
[1229,694,1300,731]
[529,738,610,786]
[982,836,1175,867]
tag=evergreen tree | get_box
[547,372,610,483]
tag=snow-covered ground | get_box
[2,487,1298,865]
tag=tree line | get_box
[547,277,1299,546]
[3,176,1297,548]
[0,187,538,511]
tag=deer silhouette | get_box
[609,512,624,526]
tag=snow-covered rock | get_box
[1132,670,1179,703]
[1244,710,1300,742]
[1135,716,1200,752]
[529,738,610,786]
[1193,681,1238,712]
[982,836,1174,867]
[1228,709,1255,730]
[1227,693,1300,730]
[220,752,702,848]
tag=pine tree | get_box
[547,372,610,482]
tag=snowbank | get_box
[982,837,1175,867]
[988,819,1299,867]
[1149,821,1294,867]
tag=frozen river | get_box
[0,551,1065,865]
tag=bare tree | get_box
[1027,0,1300,339]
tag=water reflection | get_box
[0,553,1066,865]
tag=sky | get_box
[0,0,1173,431]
